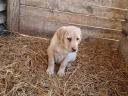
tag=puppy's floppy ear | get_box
[56,26,67,44]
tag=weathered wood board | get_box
[20,0,127,20]
[20,5,122,31]
[20,0,128,9]
[20,11,121,39]
[7,0,19,32]
[119,10,128,64]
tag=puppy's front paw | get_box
[57,70,65,77]
[67,63,72,68]
[46,68,54,76]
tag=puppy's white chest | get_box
[54,52,77,64]
[54,53,66,64]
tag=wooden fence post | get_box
[119,11,128,64]
[7,0,20,32]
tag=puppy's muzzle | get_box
[72,48,77,52]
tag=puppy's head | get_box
[56,26,82,52]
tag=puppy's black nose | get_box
[72,48,76,52]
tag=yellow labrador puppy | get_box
[46,26,82,77]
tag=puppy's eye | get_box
[67,38,72,42]
[76,38,79,41]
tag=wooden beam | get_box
[20,0,128,10]
[7,0,20,32]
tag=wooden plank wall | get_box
[10,0,128,39]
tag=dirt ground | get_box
[0,33,128,96]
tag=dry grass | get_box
[0,33,128,96]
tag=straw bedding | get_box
[0,33,128,96]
